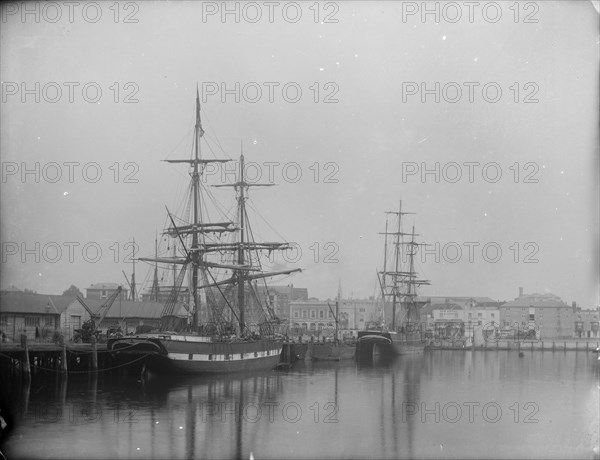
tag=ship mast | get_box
[131,237,137,301]
[237,151,247,334]
[154,86,231,332]
[382,218,388,327]
[151,233,159,301]
[379,200,414,331]
[401,225,431,324]
[392,201,401,330]
[190,87,202,330]
[406,226,417,324]
[396,224,431,328]
[143,88,301,335]
[213,152,302,335]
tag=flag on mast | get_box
[196,86,205,138]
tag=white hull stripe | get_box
[168,349,281,362]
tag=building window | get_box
[359,308,365,312]
[302,310,307,319]
[294,311,299,319]
[311,310,316,318]
[70,315,81,328]
[529,313,535,321]
[101,290,107,299]
[328,311,332,318]
[319,310,324,319]
[25,317,39,327]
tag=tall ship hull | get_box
[357,330,424,357]
[109,334,282,374]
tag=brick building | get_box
[499,289,574,339]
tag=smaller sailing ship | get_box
[108,89,301,374]
[307,300,355,361]
[357,201,430,357]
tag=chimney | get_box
[519,287,523,298]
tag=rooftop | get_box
[0,291,75,315]
[502,293,568,308]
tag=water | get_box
[1,350,598,459]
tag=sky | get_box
[1,1,598,308]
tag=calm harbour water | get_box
[1,350,598,459]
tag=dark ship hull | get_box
[357,330,425,357]
[108,334,282,374]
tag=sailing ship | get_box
[307,300,356,361]
[108,89,301,373]
[357,201,430,356]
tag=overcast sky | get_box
[1,1,598,307]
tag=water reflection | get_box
[1,351,598,459]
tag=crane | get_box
[73,286,123,343]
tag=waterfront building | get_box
[499,289,574,339]
[256,284,308,320]
[418,296,501,331]
[432,307,500,340]
[0,290,73,342]
[86,282,128,300]
[289,300,337,335]
[573,306,600,338]
[289,297,379,335]
[0,288,187,342]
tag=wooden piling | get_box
[61,345,68,373]
[91,336,98,371]
[22,334,31,380]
